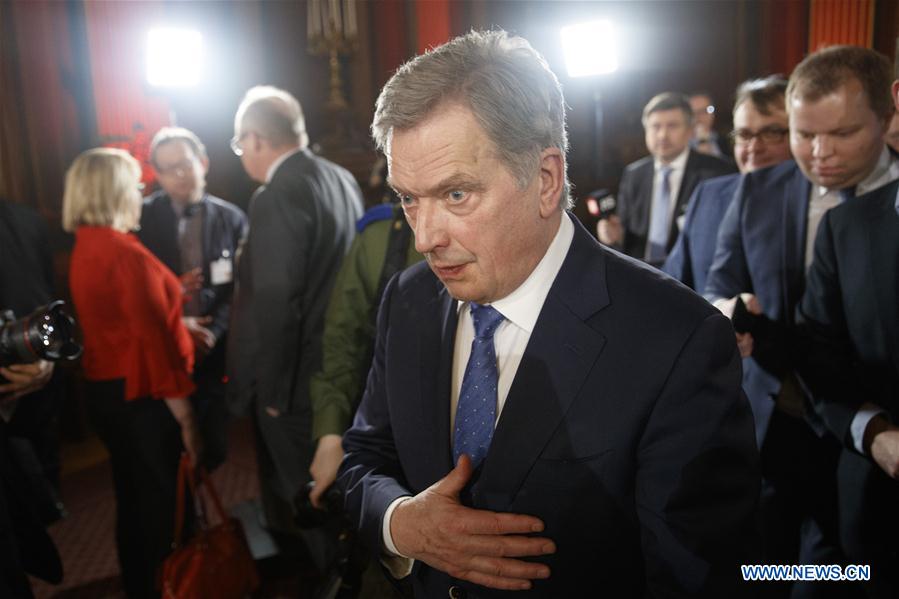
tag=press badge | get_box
[210,257,233,285]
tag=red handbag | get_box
[159,454,260,599]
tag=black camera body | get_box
[0,300,82,368]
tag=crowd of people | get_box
[1,27,898,599]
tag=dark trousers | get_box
[759,409,857,599]
[838,450,899,599]
[86,380,185,599]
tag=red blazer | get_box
[70,226,195,400]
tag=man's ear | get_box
[538,147,565,218]
[200,157,210,174]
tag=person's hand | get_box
[0,360,54,400]
[390,454,555,591]
[865,416,899,479]
[714,293,762,358]
[596,214,623,246]
[182,316,215,357]
[309,434,344,509]
[180,267,203,297]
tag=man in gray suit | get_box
[228,86,364,534]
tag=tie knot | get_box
[660,165,672,178]
[469,303,504,339]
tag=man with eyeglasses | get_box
[138,126,248,471]
[227,86,363,541]
[665,76,790,294]
[705,46,899,596]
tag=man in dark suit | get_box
[338,31,759,598]
[795,72,899,599]
[705,46,898,595]
[598,92,735,266]
[138,127,248,470]
[665,76,791,293]
[228,86,363,535]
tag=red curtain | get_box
[808,0,875,50]
[415,0,452,54]
[83,1,171,184]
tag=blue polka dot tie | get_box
[453,303,505,469]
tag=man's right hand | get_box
[865,416,899,479]
[183,316,216,356]
[390,454,555,591]
[596,214,623,246]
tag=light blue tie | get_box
[453,303,505,469]
[647,165,673,263]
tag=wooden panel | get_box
[809,0,874,50]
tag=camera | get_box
[0,300,82,367]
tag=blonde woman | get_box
[63,148,200,598]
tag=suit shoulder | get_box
[623,156,654,175]
[830,178,899,223]
[602,248,718,326]
[692,152,737,175]
[744,159,801,189]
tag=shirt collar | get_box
[265,147,303,184]
[456,213,574,334]
[818,146,898,196]
[655,147,690,173]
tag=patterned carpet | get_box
[28,417,308,599]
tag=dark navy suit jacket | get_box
[798,179,899,446]
[663,173,741,293]
[340,215,759,597]
[704,160,824,447]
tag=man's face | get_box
[153,140,207,204]
[389,103,561,304]
[732,100,791,173]
[644,108,692,163]
[789,78,888,189]
[690,95,715,131]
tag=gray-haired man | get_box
[338,30,759,597]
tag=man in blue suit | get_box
[339,30,760,598]
[705,46,898,595]
[664,76,791,294]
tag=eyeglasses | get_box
[155,159,195,177]
[230,132,251,156]
[729,126,789,144]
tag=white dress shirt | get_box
[380,214,575,576]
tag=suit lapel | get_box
[781,166,811,322]
[668,152,699,250]
[417,282,457,482]
[475,218,609,512]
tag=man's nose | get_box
[812,135,833,158]
[412,201,448,255]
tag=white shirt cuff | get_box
[381,496,414,579]
[850,403,888,454]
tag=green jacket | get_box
[310,206,423,439]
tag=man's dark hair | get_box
[787,45,894,120]
[642,92,693,125]
[734,76,788,116]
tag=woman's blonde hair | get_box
[62,148,142,233]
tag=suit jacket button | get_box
[448,586,467,599]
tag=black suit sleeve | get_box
[637,313,760,595]
[704,177,751,304]
[338,272,413,552]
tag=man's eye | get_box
[448,190,466,203]
[398,194,416,206]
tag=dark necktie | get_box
[453,303,505,469]
[647,165,672,263]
